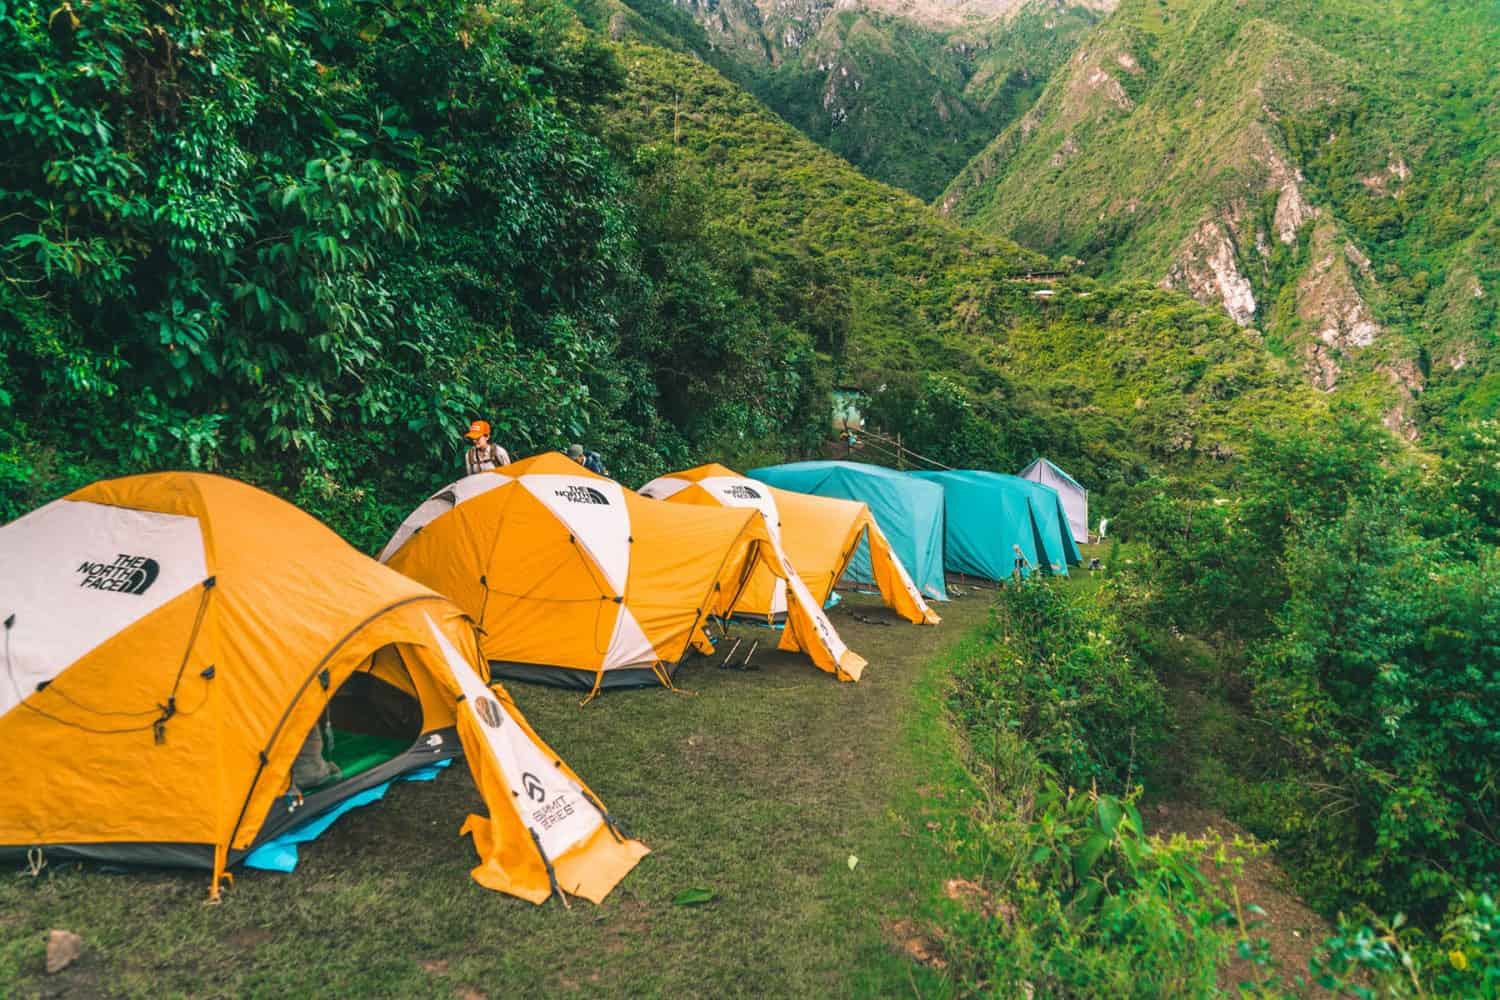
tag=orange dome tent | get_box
[642,464,939,637]
[380,452,789,694]
[0,473,647,905]
[639,465,871,681]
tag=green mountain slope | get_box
[941,0,1499,439]
[602,40,1317,489]
[593,0,1111,199]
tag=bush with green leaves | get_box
[1119,408,1500,923]
[0,0,830,528]
[934,590,1235,996]
[1312,894,1500,999]
[949,582,1168,794]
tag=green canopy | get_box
[746,461,947,602]
[909,470,1078,580]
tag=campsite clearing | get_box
[0,593,991,997]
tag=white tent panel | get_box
[1019,459,1089,545]
[0,500,208,717]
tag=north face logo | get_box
[76,554,159,595]
[554,485,610,505]
[725,484,762,500]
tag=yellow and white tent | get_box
[380,452,793,693]
[641,464,940,631]
[0,472,646,904]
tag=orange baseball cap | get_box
[465,419,490,440]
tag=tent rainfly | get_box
[1019,458,1089,545]
[0,473,647,904]
[746,461,948,603]
[640,464,939,678]
[910,470,1079,581]
[380,452,785,695]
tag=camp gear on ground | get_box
[1019,458,1089,545]
[380,452,785,695]
[642,464,938,665]
[0,472,646,905]
[910,470,1080,581]
[746,461,948,603]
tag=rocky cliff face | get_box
[940,0,1497,436]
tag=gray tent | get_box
[1018,458,1089,544]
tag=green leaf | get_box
[1074,831,1113,881]
[1097,797,1123,835]
[672,888,716,907]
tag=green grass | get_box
[0,593,995,997]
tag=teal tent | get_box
[1007,474,1083,570]
[910,470,1079,580]
[747,461,948,601]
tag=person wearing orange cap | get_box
[463,420,511,476]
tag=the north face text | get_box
[76,554,160,595]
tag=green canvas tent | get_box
[910,470,1079,580]
[746,461,947,602]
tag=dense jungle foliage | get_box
[934,577,1500,995]
[4,0,1499,993]
[1089,410,1500,987]
[0,0,833,545]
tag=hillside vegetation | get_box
[941,0,1499,440]
[0,0,834,541]
[589,0,1111,199]
[603,41,1317,495]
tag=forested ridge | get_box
[2,0,1498,994]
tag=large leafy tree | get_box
[0,0,829,538]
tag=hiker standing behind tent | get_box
[568,443,608,476]
[463,420,511,475]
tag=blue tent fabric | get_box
[746,460,948,601]
[910,470,1074,580]
[997,473,1082,570]
[243,759,452,873]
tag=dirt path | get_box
[1146,631,1337,996]
[0,592,993,997]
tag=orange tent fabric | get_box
[753,487,939,625]
[380,452,785,693]
[0,472,645,904]
[640,465,939,632]
[640,465,938,677]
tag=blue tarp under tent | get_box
[746,461,948,602]
[910,470,1080,580]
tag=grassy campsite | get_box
[3,0,1499,996]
